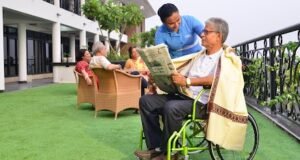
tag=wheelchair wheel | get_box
[209,113,259,160]
[177,120,208,154]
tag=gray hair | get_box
[92,41,106,55]
[205,17,229,43]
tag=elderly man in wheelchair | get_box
[135,17,259,160]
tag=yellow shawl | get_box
[206,46,248,151]
[177,46,248,150]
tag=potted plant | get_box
[63,52,71,63]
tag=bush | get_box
[107,52,128,62]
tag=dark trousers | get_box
[139,94,207,153]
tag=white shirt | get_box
[188,48,223,104]
[89,55,111,69]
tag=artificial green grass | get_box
[0,84,299,160]
[249,107,300,160]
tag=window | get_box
[4,26,18,77]
[27,30,53,74]
[60,0,81,15]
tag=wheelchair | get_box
[138,89,259,160]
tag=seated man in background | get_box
[89,41,122,70]
[75,49,93,85]
[135,17,246,160]
[124,46,149,96]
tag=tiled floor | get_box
[4,78,53,92]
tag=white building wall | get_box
[1,0,129,85]
[1,0,127,42]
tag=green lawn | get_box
[0,84,299,160]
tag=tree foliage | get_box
[130,27,157,47]
[82,0,144,53]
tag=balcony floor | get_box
[4,78,53,92]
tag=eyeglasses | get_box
[201,29,218,35]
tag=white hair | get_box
[205,17,229,43]
[92,41,106,55]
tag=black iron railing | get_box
[233,24,300,124]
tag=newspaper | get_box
[138,44,192,98]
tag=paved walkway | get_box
[4,78,53,92]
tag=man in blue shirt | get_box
[155,3,204,59]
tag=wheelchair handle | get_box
[191,89,207,120]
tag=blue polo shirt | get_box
[155,15,204,59]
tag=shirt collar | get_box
[205,48,223,60]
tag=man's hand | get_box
[146,73,157,94]
[171,72,186,87]
[148,73,155,84]
[141,70,150,76]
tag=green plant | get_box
[107,52,128,61]
[130,27,157,47]
[63,52,70,57]
[243,41,300,110]
[243,58,263,99]
[261,41,300,108]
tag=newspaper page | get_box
[138,44,192,98]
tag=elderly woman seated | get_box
[89,41,122,70]
[75,49,93,85]
[124,46,152,96]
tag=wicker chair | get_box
[74,70,96,108]
[92,68,141,119]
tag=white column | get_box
[94,34,99,43]
[81,0,85,16]
[105,37,110,53]
[0,6,4,91]
[70,34,76,63]
[54,0,60,7]
[18,23,27,82]
[52,22,61,83]
[80,30,86,49]
[52,22,61,63]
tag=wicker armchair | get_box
[92,68,141,119]
[74,70,95,108]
